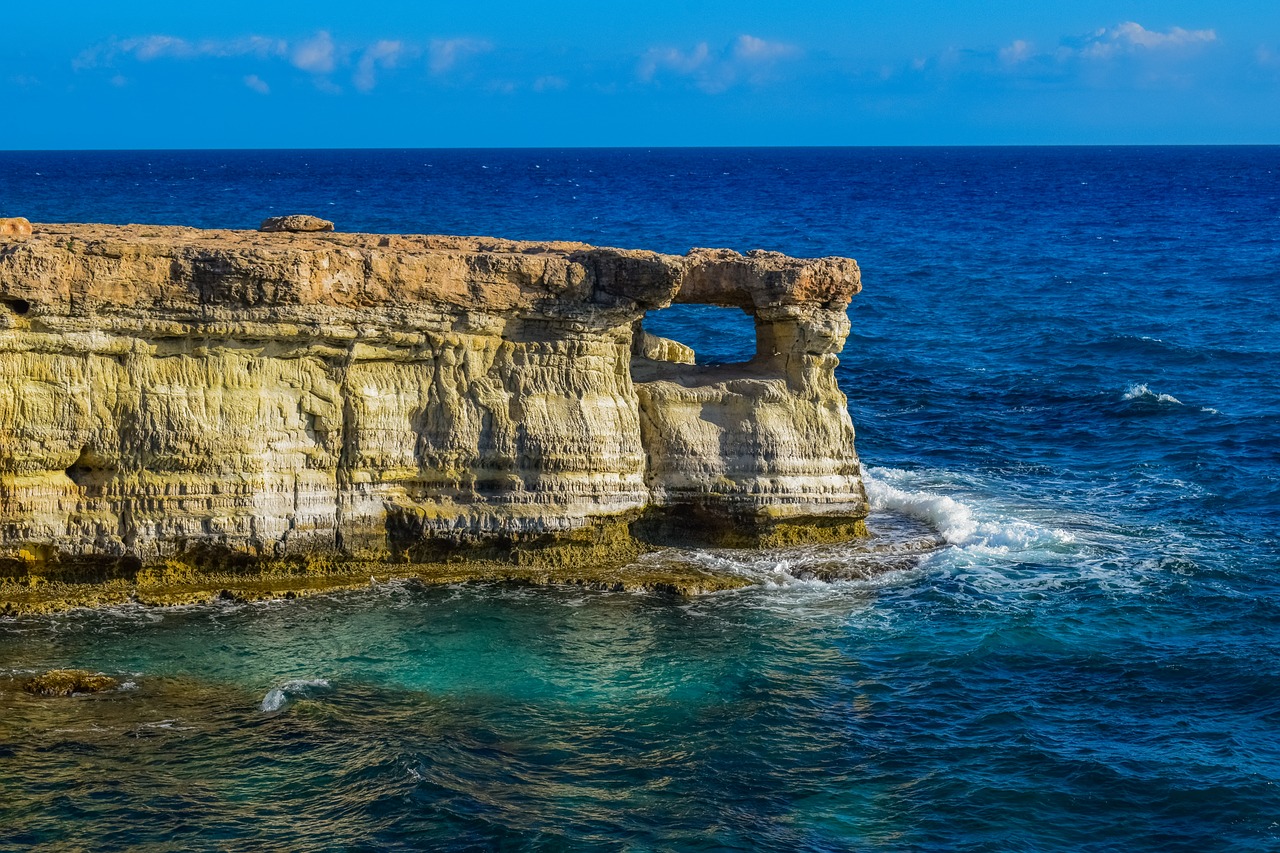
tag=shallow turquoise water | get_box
[1,146,1278,850]
[3,555,1275,850]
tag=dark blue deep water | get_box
[1,148,1278,851]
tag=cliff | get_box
[0,223,867,589]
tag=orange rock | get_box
[0,217,32,237]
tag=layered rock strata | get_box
[0,223,866,581]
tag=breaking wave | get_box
[1122,383,1183,405]
[862,466,1075,553]
[260,678,331,713]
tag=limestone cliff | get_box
[0,223,866,580]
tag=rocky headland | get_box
[0,222,870,612]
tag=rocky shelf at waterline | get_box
[0,514,946,616]
[0,560,758,616]
[0,222,869,593]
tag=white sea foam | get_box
[139,719,195,731]
[1122,383,1183,404]
[863,469,977,544]
[260,678,331,713]
[863,467,1076,555]
[630,465,1146,609]
[628,512,940,607]
[856,466,1169,602]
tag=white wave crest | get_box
[1123,383,1182,404]
[863,467,1074,553]
[260,678,330,713]
[863,469,977,544]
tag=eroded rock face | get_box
[0,223,866,578]
[632,249,868,545]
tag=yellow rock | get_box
[0,223,868,590]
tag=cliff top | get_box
[0,223,859,316]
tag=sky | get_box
[3,1,1280,148]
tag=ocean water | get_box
[1,147,1278,851]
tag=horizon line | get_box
[3,142,1279,154]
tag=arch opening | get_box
[639,304,757,366]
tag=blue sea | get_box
[1,147,1278,851]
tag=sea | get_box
[0,147,1277,851]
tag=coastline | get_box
[0,511,953,616]
[0,557,754,617]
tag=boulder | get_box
[0,217,32,238]
[259,214,335,233]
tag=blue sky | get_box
[4,1,1279,147]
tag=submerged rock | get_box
[22,669,119,696]
[0,223,868,593]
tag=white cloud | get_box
[243,74,270,95]
[124,35,193,61]
[232,36,290,59]
[428,38,492,74]
[890,20,1222,91]
[354,40,404,91]
[999,39,1033,66]
[638,42,710,81]
[638,34,798,93]
[963,21,1220,79]
[733,35,797,63]
[1075,22,1216,60]
[532,75,567,92]
[182,35,282,65]
[291,31,336,74]
[76,34,288,67]
[75,30,499,91]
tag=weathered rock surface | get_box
[0,223,867,582]
[633,248,866,545]
[0,218,32,238]
[259,215,334,233]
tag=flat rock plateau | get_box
[0,223,877,613]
